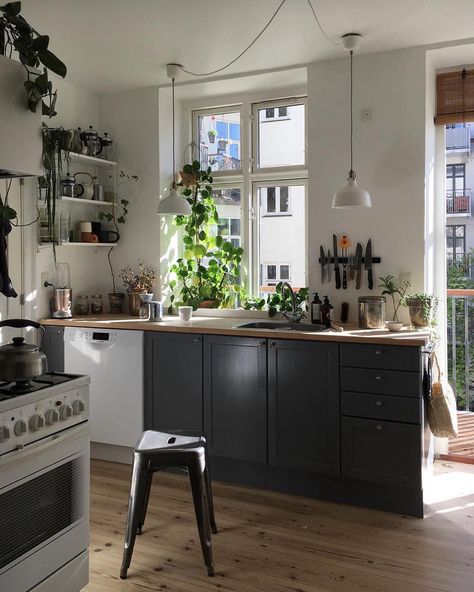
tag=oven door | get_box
[0,422,89,592]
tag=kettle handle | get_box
[0,319,45,345]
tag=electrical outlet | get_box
[41,272,49,287]
[360,108,372,121]
[399,272,412,287]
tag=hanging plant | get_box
[169,161,244,310]
[0,1,67,117]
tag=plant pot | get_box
[208,133,216,143]
[405,297,432,328]
[199,299,218,309]
[108,292,125,314]
[218,140,227,151]
[385,320,403,332]
[128,291,146,316]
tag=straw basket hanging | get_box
[426,353,458,439]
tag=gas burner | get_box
[0,373,81,397]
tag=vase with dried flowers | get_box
[119,259,156,316]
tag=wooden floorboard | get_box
[84,459,474,592]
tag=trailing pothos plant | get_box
[169,161,244,310]
[0,1,67,117]
[244,282,309,318]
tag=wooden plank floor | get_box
[85,459,474,592]
[440,412,474,463]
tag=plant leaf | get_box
[38,49,67,77]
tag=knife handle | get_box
[368,269,373,290]
[342,269,347,289]
[356,269,361,290]
[335,266,341,289]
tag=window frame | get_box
[252,97,307,175]
[446,224,466,260]
[193,105,244,179]
[261,185,291,216]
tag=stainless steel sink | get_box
[235,321,327,332]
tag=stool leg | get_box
[203,450,217,534]
[137,472,153,535]
[120,453,149,579]
[188,463,215,576]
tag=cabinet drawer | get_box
[340,367,421,398]
[341,391,421,424]
[341,416,421,487]
[340,343,420,371]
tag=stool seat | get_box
[120,429,217,579]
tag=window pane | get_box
[230,218,240,235]
[266,187,276,212]
[279,186,289,212]
[267,265,277,280]
[278,106,288,117]
[257,184,306,296]
[257,103,305,168]
[197,111,241,172]
[266,108,274,119]
[212,188,241,246]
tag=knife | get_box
[327,249,331,282]
[333,234,341,289]
[365,239,373,290]
[353,242,363,289]
[320,246,326,284]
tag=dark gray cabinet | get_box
[268,339,340,475]
[203,335,267,463]
[144,332,203,432]
[42,326,64,372]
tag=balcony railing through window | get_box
[446,189,471,216]
[446,124,471,153]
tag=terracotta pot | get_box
[199,299,218,309]
[405,297,432,328]
[108,292,124,314]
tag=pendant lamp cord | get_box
[350,49,353,175]
[172,76,176,188]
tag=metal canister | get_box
[358,296,386,329]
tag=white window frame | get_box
[261,106,290,122]
[252,97,307,176]
[251,179,308,297]
[261,185,291,216]
[193,106,243,179]
[262,262,292,285]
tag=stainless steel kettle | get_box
[0,320,48,383]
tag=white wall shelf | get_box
[60,195,115,207]
[67,152,117,167]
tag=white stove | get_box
[0,373,90,592]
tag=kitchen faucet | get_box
[280,282,305,323]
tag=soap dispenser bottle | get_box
[311,292,322,324]
[321,296,334,328]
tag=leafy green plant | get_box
[378,274,411,321]
[0,1,67,117]
[243,283,309,318]
[169,161,244,310]
[405,291,439,327]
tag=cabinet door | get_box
[42,326,64,372]
[268,339,340,475]
[144,332,203,432]
[341,416,421,488]
[204,335,267,463]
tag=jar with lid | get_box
[358,296,386,329]
[75,295,89,316]
[90,294,104,315]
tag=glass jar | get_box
[358,296,386,329]
[75,295,89,316]
[90,294,104,315]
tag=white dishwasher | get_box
[64,327,143,447]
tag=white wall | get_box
[99,87,160,298]
[308,47,428,322]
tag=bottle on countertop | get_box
[320,296,334,328]
[311,292,322,324]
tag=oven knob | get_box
[0,425,10,442]
[45,409,59,425]
[29,414,45,432]
[72,399,85,415]
[59,404,72,421]
[14,420,27,436]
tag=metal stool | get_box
[120,430,217,578]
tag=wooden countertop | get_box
[40,315,432,347]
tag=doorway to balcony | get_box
[442,123,474,463]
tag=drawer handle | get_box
[376,400,383,406]
[269,342,276,348]
[375,374,382,381]
[260,340,266,347]
[375,349,382,356]
[194,337,201,343]
[376,424,383,431]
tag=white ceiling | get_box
[21,0,474,94]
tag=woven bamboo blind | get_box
[436,69,474,124]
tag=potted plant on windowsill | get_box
[119,260,156,316]
[404,291,438,329]
[207,130,217,144]
[217,139,228,151]
[169,161,244,311]
[379,274,411,331]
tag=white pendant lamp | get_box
[332,34,372,209]
[157,64,191,216]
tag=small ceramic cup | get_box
[178,306,193,321]
[386,320,404,332]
